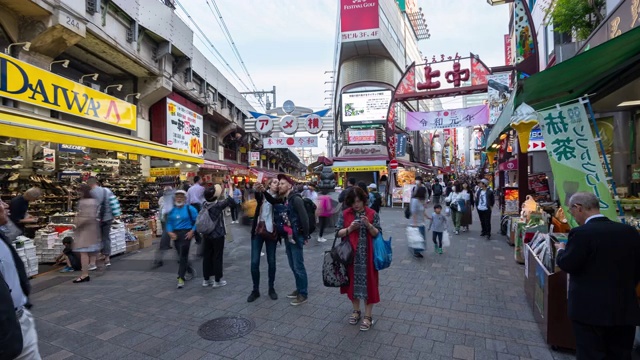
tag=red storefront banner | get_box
[504,34,512,65]
[340,0,379,42]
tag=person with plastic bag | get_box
[409,186,428,258]
[446,182,469,235]
[335,187,382,331]
[200,185,236,288]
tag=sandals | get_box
[360,316,375,331]
[348,310,361,325]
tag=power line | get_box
[174,0,254,97]
[204,0,265,109]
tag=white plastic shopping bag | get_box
[442,230,451,247]
[406,226,425,251]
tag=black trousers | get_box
[202,235,225,281]
[477,209,492,235]
[173,230,192,280]
[231,206,239,221]
[572,321,635,360]
[318,216,329,237]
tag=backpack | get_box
[318,195,333,217]
[302,197,317,234]
[273,203,290,236]
[371,192,382,213]
[195,202,216,235]
[433,183,443,196]
[100,188,121,219]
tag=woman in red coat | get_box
[335,187,382,331]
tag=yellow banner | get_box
[128,154,138,161]
[0,53,137,131]
[149,167,180,176]
[117,152,127,160]
[332,165,387,172]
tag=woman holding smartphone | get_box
[335,187,382,331]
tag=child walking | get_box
[427,204,448,254]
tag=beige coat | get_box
[73,198,100,251]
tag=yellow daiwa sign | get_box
[0,52,137,131]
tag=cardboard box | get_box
[125,241,139,253]
[133,230,154,249]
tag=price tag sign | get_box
[128,154,139,161]
[139,202,150,209]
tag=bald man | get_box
[555,192,640,359]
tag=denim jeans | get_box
[285,235,307,297]
[251,235,277,291]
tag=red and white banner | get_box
[262,137,318,149]
[504,34,513,65]
[347,130,376,144]
[340,0,379,42]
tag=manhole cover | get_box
[198,316,255,341]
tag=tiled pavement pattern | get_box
[29,206,578,360]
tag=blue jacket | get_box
[166,205,198,232]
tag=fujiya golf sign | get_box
[0,52,137,131]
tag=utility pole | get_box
[240,86,276,110]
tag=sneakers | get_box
[88,265,97,271]
[212,280,227,288]
[247,291,260,302]
[437,248,443,254]
[177,278,185,289]
[268,288,278,300]
[290,295,308,306]
[59,266,74,273]
[454,230,459,235]
[105,262,111,267]
[202,279,213,287]
[286,290,299,299]
[317,237,327,243]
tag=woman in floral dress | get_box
[335,187,382,331]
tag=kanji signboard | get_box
[538,102,617,225]
[304,114,322,134]
[279,115,298,135]
[406,104,489,131]
[262,137,318,149]
[167,98,204,156]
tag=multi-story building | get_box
[0,0,304,181]
[331,0,430,187]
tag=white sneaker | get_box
[212,280,227,288]
[88,265,97,271]
[317,237,327,243]
[202,279,213,287]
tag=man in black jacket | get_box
[555,192,640,359]
[0,200,40,359]
[475,179,495,239]
[278,174,310,306]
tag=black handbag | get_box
[256,220,277,241]
[322,237,349,287]
[331,235,354,265]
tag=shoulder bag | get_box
[322,236,349,287]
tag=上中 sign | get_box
[406,104,489,131]
[538,101,617,225]
[262,137,318,149]
[347,129,376,144]
[167,98,204,156]
[0,53,136,130]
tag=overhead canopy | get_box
[517,26,640,110]
[0,108,203,163]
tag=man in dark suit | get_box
[475,179,495,239]
[555,192,640,359]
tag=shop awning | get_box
[485,94,516,147]
[0,108,203,164]
[331,160,387,172]
[201,160,229,171]
[517,26,640,110]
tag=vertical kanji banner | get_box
[538,102,618,226]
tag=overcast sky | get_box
[176,0,510,153]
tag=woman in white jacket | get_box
[447,182,470,235]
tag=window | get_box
[210,136,218,152]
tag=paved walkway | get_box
[29,205,577,360]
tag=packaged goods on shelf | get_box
[110,221,126,255]
[34,229,65,263]
[13,236,38,277]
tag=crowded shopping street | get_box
[2,0,640,359]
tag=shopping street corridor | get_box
[29,206,578,360]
